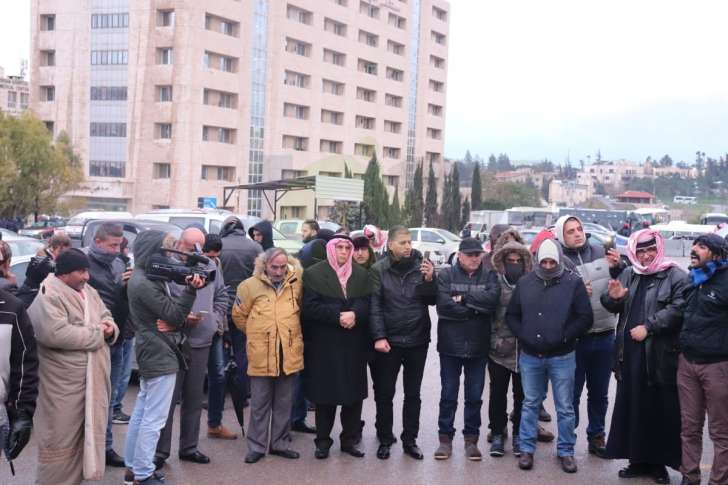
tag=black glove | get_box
[7,409,32,460]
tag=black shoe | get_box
[291,421,316,434]
[588,433,608,458]
[518,452,533,470]
[179,451,210,464]
[403,442,424,460]
[512,434,521,457]
[490,434,505,457]
[245,451,265,464]
[680,478,699,485]
[651,465,670,484]
[153,456,165,471]
[106,449,126,468]
[376,444,391,460]
[112,410,131,424]
[538,406,552,422]
[314,447,330,459]
[341,445,365,458]
[269,449,300,459]
[124,469,165,485]
[560,456,578,473]
[618,463,650,478]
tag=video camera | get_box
[146,247,216,286]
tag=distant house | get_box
[616,191,655,204]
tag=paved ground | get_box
[1,309,715,485]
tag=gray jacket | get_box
[219,228,263,312]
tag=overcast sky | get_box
[2,0,727,164]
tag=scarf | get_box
[627,229,678,275]
[326,238,354,296]
[690,259,728,287]
[88,241,119,266]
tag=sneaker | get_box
[112,410,131,424]
[489,434,505,457]
[512,434,521,457]
[125,469,166,485]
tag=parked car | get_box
[9,254,33,288]
[135,208,233,235]
[19,218,67,239]
[274,219,341,240]
[0,228,18,239]
[81,219,183,253]
[64,211,133,242]
[409,227,461,266]
[2,234,45,258]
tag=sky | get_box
[2,0,727,165]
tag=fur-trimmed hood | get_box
[492,241,533,275]
[494,228,525,248]
[252,253,302,284]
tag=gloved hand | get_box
[7,409,32,460]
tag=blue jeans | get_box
[229,324,250,399]
[573,332,614,438]
[124,373,177,480]
[112,338,134,413]
[437,354,487,438]
[519,351,577,457]
[106,341,125,451]
[290,372,308,425]
[207,334,227,427]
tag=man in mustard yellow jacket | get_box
[232,247,304,464]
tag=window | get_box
[91,49,128,65]
[203,51,237,72]
[281,169,307,179]
[431,30,446,45]
[387,40,405,55]
[427,128,442,139]
[332,0,348,6]
[282,135,309,151]
[356,87,376,102]
[90,122,127,137]
[383,147,401,159]
[40,14,55,31]
[91,13,129,29]
[40,85,55,102]
[428,104,443,116]
[153,163,171,179]
[321,109,344,125]
[429,79,444,92]
[355,115,375,130]
[320,139,343,154]
[322,79,345,95]
[421,230,443,243]
[283,102,310,120]
[156,123,172,139]
[287,4,312,25]
[201,165,236,181]
[319,171,342,178]
[427,152,441,164]
[202,89,238,109]
[89,161,125,178]
[354,143,374,157]
[431,55,445,69]
[384,120,402,133]
[20,93,28,109]
[358,58,377,75]
[384,175,400,186]
[90,86,127,101]
[385,93,403,107]
[323,49,346,66]
[204,14,239,37]
[7,91,16,108]
[433,6,448,21]
[388,13,406,29]
[281,206,306,219]
[202,126,236,144]
[157,48,173,65]
[155,85,173,102]
[157,10,174,27]
[285,37,311,57]
[324,18,347,37]
[360,1,379,18]
[359,29,378,47]
[284,70,310,88]
[40,50,55,66]
[44,121,54,134]
[386,67,404,81]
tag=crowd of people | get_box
[0,215,727,485]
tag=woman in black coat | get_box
[302,236,372,459]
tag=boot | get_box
[537,425,554,443]
[489,434,505,457]
[208,425,238,440]
[434,434,452,460]
[464,435,482,461]
[587,433,608,458]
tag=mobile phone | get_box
[423,250,431,261]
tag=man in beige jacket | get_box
[28,249,118,485]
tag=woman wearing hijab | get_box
[301,236,372,459]
[600,229,688,483]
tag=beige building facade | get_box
[0,67,30,117]
[31,0,450,218]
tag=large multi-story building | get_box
[0,66,29,117]
[31,0,450,218]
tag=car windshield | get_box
[434,229,460,242]
[272,228,287,240]
[27,222,47,229]
[68,217,87,225]
[6,239,44,257]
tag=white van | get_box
[135,209,232,234]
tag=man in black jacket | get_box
[370,226,436,460]
[678,233,728,485]
[0,288,38,466]
[435,238,500,461]
[507,239,593,474]
[86,222,132,468]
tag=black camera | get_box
[146,248,216,286]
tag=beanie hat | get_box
[352,236,370,250]
[55,248,90,276]
[693,233,728,259]
[537,239,561,264]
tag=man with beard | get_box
[301,220,319,244]
[600,229,687,483]
[678,233,728,485]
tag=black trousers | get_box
[488,360,524,435]
[372,344,429,445]
[315,401,363,449]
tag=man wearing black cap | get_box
[434,237,500,461]
[678,233,728,485]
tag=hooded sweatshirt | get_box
[555,215,618,334]
[248,220,274,250]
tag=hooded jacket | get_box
[219,217,263,310]
[127,230,198,379]
[86,246,129,336]
[248,220,274,251]
[680,264,728,364]
[484,224,518,271]
[555,215,619,334]
[298,229,335,269]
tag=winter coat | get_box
[15,251,55,308]
[302,260,372,405]
[484,227,524,271]
[219,228,263,311]
[232,256,304,377]
[127,231,198,379]
[370,250,437,348]
[87,248,129,336]
[506,270,593,357]
[601,265,688,386]
[680,265,728,364]
[436,262,500,358]
[248,220,274,250]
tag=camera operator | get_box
[124,230,206,485]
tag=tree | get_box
[0,113,83,219]
[344,162,353,178]
[461,198,471,230]
[540,176,552,201]
[464,150,473,164]
[389,186,402,225]
[496,153,512,171]
[424,162,439,226]
[448,163,462,233]
[659,154,673,167]
[471,161,482,211]
[361,154,389,226]
[440,173,452,231]
[487,154,497,172]
[403,162,424,226]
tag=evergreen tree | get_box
[344,162,353,178]
[461,198,471,231]
[390,186,402,225]
[487,154,497,171]
[471,162,482,211]
[448,163,462,233]
[424,162,439,226]
[464,150,473,163]
[362,154,389,226]
[403,162,424,226]
[440,173,452,231]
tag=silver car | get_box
[409,227,461,267]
